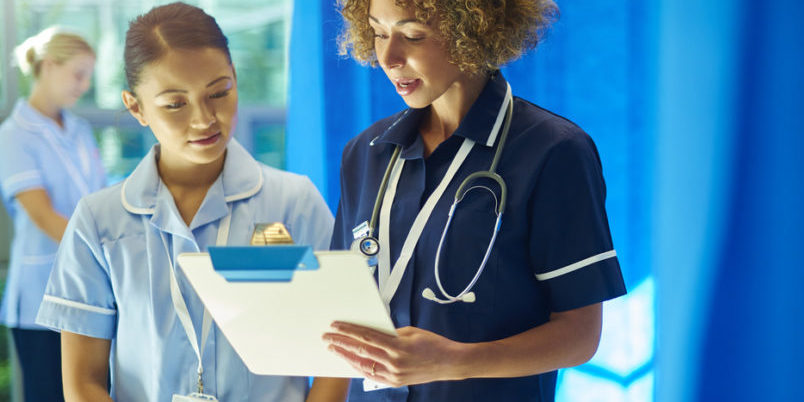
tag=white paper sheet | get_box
[176,250,396,378]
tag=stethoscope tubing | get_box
[363,84,514,304]
[367,146,401,240]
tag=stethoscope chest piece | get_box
[358,236,379,256]
[351,233,379,269]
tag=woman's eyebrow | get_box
[154,76,232,97]
[155,88,186,97]
[368,14,421,26]
[207,76,232,87]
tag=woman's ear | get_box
[39,57,57,77]
[121,90,148,127]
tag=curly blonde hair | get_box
[338,0,558,74]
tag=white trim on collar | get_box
[485,82,512,147]
[120,139,264,215]
[224,168,263,202]
[120,178,154,215]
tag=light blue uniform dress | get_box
[0,99,106,329]
[36,139,334,402]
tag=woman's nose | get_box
[191,101,216,129]
[377,36,404,69]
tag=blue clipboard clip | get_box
[207,245,319,282]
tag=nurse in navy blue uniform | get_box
[324,0,627,401]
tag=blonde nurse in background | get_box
[0,27,105,401]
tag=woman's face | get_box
[42,52,95,108]
[122,47,237,169]
[368,0,467,109]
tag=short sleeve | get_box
[529,133,626,312]
[290,176,334,251]
[0,130,45,205]
[36,199,118,338]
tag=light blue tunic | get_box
[36,139,334,402]
[0,99,106,329]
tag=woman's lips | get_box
[395,78,421,96]
[189,132,221,146]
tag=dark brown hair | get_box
[124,2,231,92]
[338,0,558,74]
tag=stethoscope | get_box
[352,83,513,305]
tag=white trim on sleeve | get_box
[21,254,57,265]
[42,295,116,315]
[535,250,617,281]
[3,170,42,189]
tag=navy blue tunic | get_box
[331,73,626,401]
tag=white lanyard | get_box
[377,138,476,307]
[161,209,232,394]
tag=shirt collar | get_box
[369,73,510,158]
[11,99,77,137]
[121,138,263,234]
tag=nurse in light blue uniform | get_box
[0,99,105,326]
[37,139,333,401]
[35,3,346,401]
[0,27,103,402]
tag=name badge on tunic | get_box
[352,220,370,240]
[172,393,219,402]
[251,222,294,245]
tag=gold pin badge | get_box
[250,223,294,245]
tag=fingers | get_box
[323,332,394,367]
[328,343,392,383]
[329,321,397,347]
[324,322,426,387]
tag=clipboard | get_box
[176,250,396,378]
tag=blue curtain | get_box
[654,1,804,401]
[286,0,804,401]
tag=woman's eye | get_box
[164,102,185,110]
[210,90,230,99]
[404,36,424,42]
[373,33,389,40]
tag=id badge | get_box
[172,393,219,402]
[352,221,370,240]
[363,378,392,392]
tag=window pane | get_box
[12,0,290,180]
[251,122,286,169]
[94,126,157,184]
[14,0,290,108]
